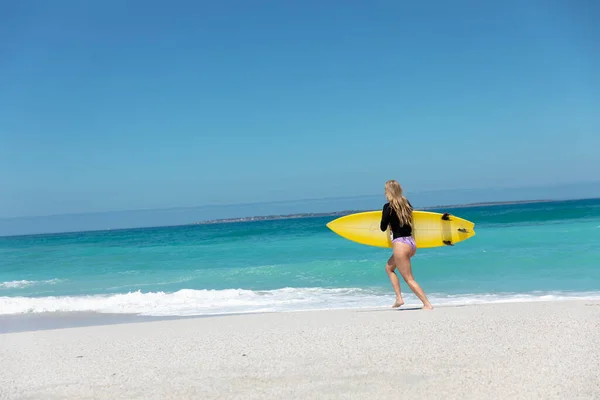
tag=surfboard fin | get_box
[442,213,451,221]
[443,240,454,246]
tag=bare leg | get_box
[384,255,404,307]
[392,243,433,310]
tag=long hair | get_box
[385,180,413,227]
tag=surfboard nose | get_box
[325,219,339,233]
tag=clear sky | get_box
[1,0,599,221]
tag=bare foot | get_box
[392,299,404,308]
[421,304,433,310]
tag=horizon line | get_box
[3,197,599,239]
[2,180,600,221]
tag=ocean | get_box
[1,199,600,317]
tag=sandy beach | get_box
[2,300,599,399]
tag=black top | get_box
[380,201,413,238]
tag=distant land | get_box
[2,179,599,237]
[424,199,555,209]
[193,199,555,225]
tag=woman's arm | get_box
[380,203,390,231]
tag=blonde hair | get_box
[385,180,413,227]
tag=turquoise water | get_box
[1,199,600,315]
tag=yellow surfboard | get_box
[326,210,475,248]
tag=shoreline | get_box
[2,295,600,334]
[2,300,599,399]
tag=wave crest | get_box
[2,287,600,316]
[0,279,64,289]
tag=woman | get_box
[380,180,433,310]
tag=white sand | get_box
[2,300,599,399]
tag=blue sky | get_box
[1,0,599,222]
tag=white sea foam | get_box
[0,280,33,289]
[0,279,64,289]
[1,287,600,316]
